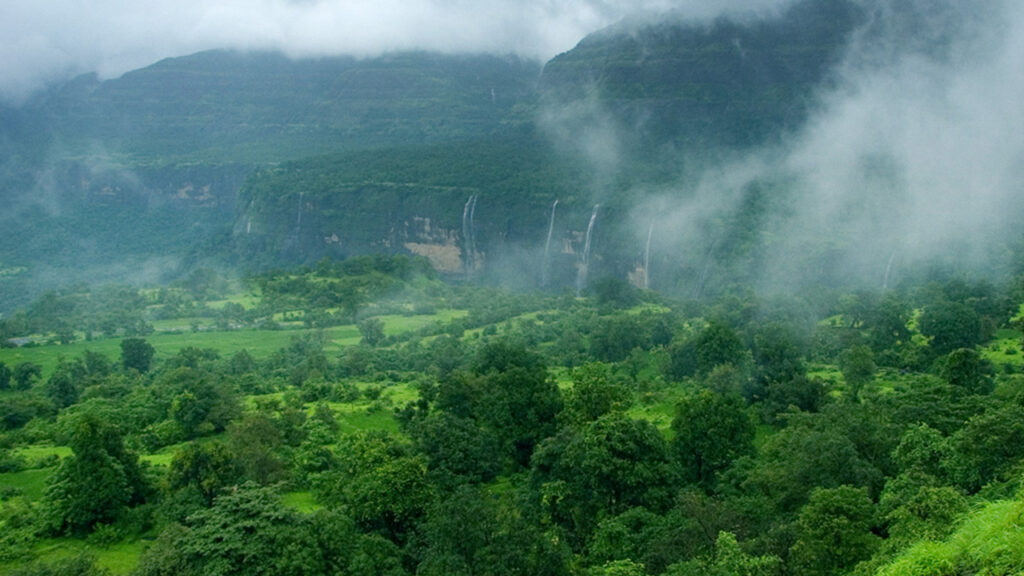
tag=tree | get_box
[121,337,155,373]
[166,441,243,507]
[945,402,1024,492]
[358,318,386,347]
[939,348,993,396]
[918,301,981,356]
[0,361,11,390]
[12,362,41,390]
[43,411,147,534]
[695,321,747,375]
[472,341,562,467]
[563,363,631,426]
[320,431,433,543]
[137,483,323,576]
[45,367,80,409]
[532,413,676,545]
[838,345,875,400]
[671,390,754,490]
[789,486,880,575]
[409,411,501,487]
[665,531,780,576]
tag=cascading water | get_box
[541,199,558,286]
[643,220,654,290]
[883,250,897,290]
[462,195,478,274]
[576,204,599,295]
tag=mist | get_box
[620,0,1024,295]
[1,0,798,104]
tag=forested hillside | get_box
[2,257,1024,575]
[0,0,893,312]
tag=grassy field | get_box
[981,328,1023,371]
[0,467,54,502]
[0,309,466,379]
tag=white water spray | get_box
[462,195,478,274]
[541,199,558,286]
[576,204,599,295]
[643,220,654,290]
[883,250,897,291]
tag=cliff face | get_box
[232,1,866,287]
[1,1,875,304]
[538,0,863,155]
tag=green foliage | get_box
[875,492,1024,576]
[13,362,42,390]
[939,348,994,396]
[43,410,148,535]
[839,345,876,400]
[319,431,432,541]
[165,441,243,508]
[408,411,501,488]
[695,322,748,375]
[945,401,1024,493]
[358,318,386,347]
[137,483,323,576]
[739,415,883,513]
[0,361,11,389]
[120,338,154,374]
[532,413,676,545]
[919,301,982,356]
[472,341,563,467]
[789,486,880,575]
[671,390,754,490]
[666,531,780,576]
[563,363,632,426]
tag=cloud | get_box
[628,0,1024,292]
[0,0,797,103]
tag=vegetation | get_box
[1,254,1023,575]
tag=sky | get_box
[0,0,794,103]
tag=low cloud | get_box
[629,0,1024,292]
[0,0,796,103]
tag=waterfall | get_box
[296,192,304,235]
[576,204,599,295]
[643,220,654,290]
[883,250,897,290]
[541,199,559,286]
[462,195,478,273]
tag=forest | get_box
[2,254,1024,575]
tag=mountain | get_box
[0,51,541,311]
[0,0,883,310]
[538,0,863,158]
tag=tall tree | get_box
[671,390,754,490]
[43,411,147,534]
[121,337,155,373]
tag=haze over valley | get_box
[2,2,1024,575]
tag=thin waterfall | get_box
[462,195,478,274]
[295,192,304,236]
[469,195,478,257]
[883,250,897,290]
[541,200,558,286]
[576,204,599,295]
[643,220,654,290]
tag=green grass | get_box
[0,324,377,379]
[377,310,467,336]
[628,399,676,434]
[12,444,71,466]
[282,491,321,513]
[0,467,55,502]
[981,328,1023,371]
[14,538,146,575]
